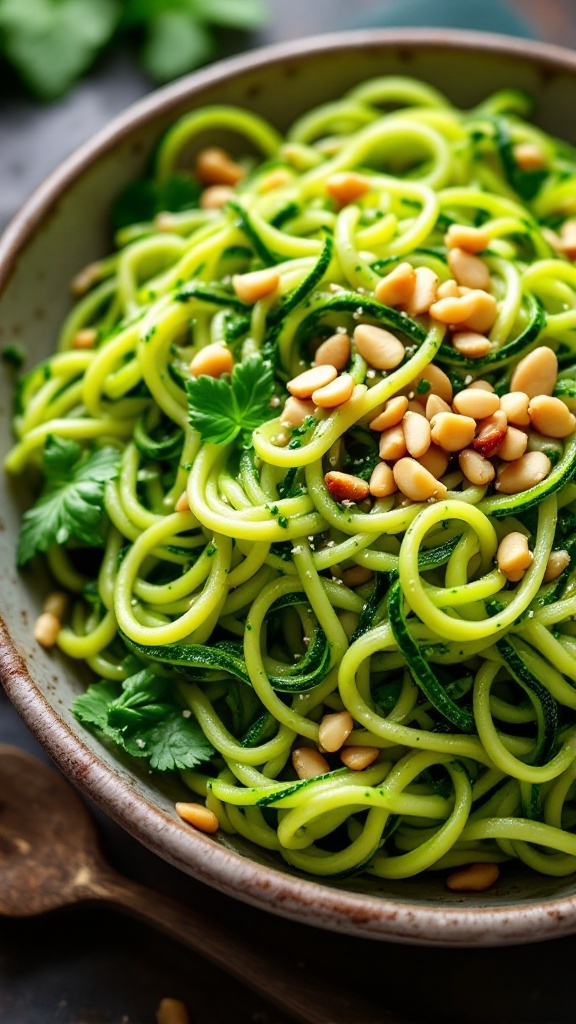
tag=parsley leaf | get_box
[17,437,120,567]
[73,680,122,734]
[187,354,276,447]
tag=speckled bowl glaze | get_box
[3,29,576,946]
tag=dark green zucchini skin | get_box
[496,637,559,766]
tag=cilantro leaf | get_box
[73,680,122,733]
[17,437,120,567]
[187,354,276,447]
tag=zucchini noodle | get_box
[9,76,576,884]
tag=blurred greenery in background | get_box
[0,0,268,100]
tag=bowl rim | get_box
[3,27,576,945]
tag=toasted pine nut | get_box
[513,141,547,170]
[280,396,316,428]
[451,330,492,359]
[559,218,576,259]
[200,184,234,209]
[393,457,447,501]
[325,171,370,206]
[510,346,558,398]
[543,549,570,582]
[190,341,234,379]
[34,612,60,649]
[369,461,398,498]
[403,410,431,457]
[341,565,373,588]
[467,379,494,392]
[232,267,280,304]
[446,862,499,892]
[319,710,354,752]
[497,532,533,582]
[495,450,551,493]
[405,266,439,317]
[379,423,406,461]
[292,747,330,779]
[258,168,293,192]
[156,998,190,1024]
[436,279,460,300]
[353,324,405,371]
[418,444,449,479]
[312,372,354,408]
[431,291,497,333]
[175,802,219,834]
[429,294,473,325]
[340,746,379,770]
[425,394,452,420]
[314,332,350,370]
[324,471,370,503]
[195,147,244,186]
[445,224,490,253]
[43,591,68,619]
[453,389,499,420]
[72,327,97,350]
[448,247,490,291]
[498,426,528,461]
[288,364,337,399]
[411,363,453,405]
[369,395,408,431]
[528,395,576,438]
[71,262,101,296]
[473,410,508,458]
[175,490,190,512]
[459,449,495,487]
[407,399,427,416]
[499,391,531,426]
[374,262,416,307]
[430,412,476,452]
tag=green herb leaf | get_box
[187,354,276,447]
[17,437,120,567]
[73,680,122,733]
[140,10,213,82]
[192,0,268,29]
[0,0,120,100]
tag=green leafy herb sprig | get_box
[0,0,268,101]
[186,353,277,449]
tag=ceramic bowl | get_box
[2,28,576,946]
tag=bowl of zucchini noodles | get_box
[4,28,576,945]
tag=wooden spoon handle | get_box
[90,871,407,1024]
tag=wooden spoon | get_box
[0,744,409,1024]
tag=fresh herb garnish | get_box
[17,436,120,567]
[186,354,276,448]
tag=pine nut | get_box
[325,171,370,206]
[425,394,452,420]
[430,412,476,451]
[280,396,316,428]
[499,391,531,426]
[403,410,431,457]
[34,612,60,648]
[378,423,406,461]
[175,491,190,512]
[453,389,500,419]
[411,363,453,405]
[459,449,495,486]
[405,266,439,317]
[72,328,97,350]
[495,450,551,493]
[498,426,528,461]
[407,399,427,416]
[451,330,492,359]
[446,862,499,892]
[325,471,370,503]
[393,457,447,501]
[319,710,354,752]
[43,591,68,619]
[467,379,494,392]
[341,565,373,588]
[258,168,293,192]
[175,802,219,833]
[436,279,460,300]
[528,395,576,438]
[429,294,473,324]
[71,261,101,296]
[369,395,408,431]
[369,461,398,498]
[232,267,280,304]
[190,342,234,379]
[353,324,405,371]
[195,147,244,186]
[559,219,576,259]
[497,531,533,582]
[418,444,449,478]
[312,372,354,408]
[510,346,558,398]
[543,549,570,582]
[292,747,330,779]
[513,142,547,170]
[200,184,234,209]
[448,247,490,291]
[374,262,416,307]
[314,332,350,370]
[445,224,490,253]
[288,364,337,399]
[156,997,190,1024]
[473,410,508,458]
[340,746,379,770]
[431,291,497,333]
